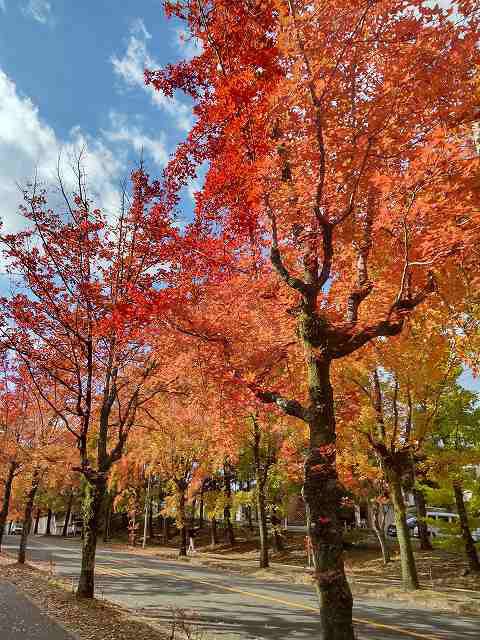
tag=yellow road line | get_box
[0,548,453,638]
[98,561,443,640]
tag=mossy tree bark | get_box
[302,357,354,640]
[453,481,480,573]
[388,469,419,590]
[77,476,107,598]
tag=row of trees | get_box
[1,322,479,562]
[2,1,480,639]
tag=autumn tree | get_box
[0,164,178,597]
[336,422,392,566]
[0,365,53,550]
[112,456,147,547]
[342,315,459,589]
[0,367,26,550]
[235,413,289,567]
[142,396,213,556]
[428,384,480,573]
[146,1,480,636]
[9,388,67,564]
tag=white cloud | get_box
[173,26,203,61]
[22,0,52,25]
[104,112,169,168]
[187,177,201,202]
[0,68,123,233]
[111,19,193,133]
[0,1,6,13]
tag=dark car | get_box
[387,516,417,538]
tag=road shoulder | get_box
[0,557,170,640]
[0,578,76,640]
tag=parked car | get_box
[413,511,459,539]
[386,516,417,538]
[10,523,23,535]
[387,510,480,542]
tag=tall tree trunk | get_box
[257,487,269,567]
[102,492,113,543]
[45,508,52,536]
[77,478,106,599]
[246,480,254,531]
[159,515,165,542]
[371,501,390,565]
[272,508,284,553]
[388,469,419,590]
[147,497,154,540]
[164,516,170,543]
[18,469,41,564]
[453,481,480,573]
[302,357,354,640]
[62,491,74,537]
[33,509,41,535]
[413,487,432,551]
[210,516,218,547]
[0,460,17,551]
[178,490,187,557]
[253,418,269,568]
[199,492,204,529]
[223,463,235,545]
[191,498,197,527]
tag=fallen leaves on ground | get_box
[0,557,169,640]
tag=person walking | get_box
[187,527,197,555]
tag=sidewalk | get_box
[0,579,75,640]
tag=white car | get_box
[413,511,480,542]
[10,523,23,535]
[415,511,459,538]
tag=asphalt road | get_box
[3,535,480,640]
[0,579,74,640]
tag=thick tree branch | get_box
[252,387,310,422]
[266,199,313,297]
[330,273,437,358]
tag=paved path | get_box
[3,535,480,640]
[0,579,75,640]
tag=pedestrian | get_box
[187,527,196,555]
[305,535,314,568]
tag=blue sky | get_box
[0,0,198,230]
